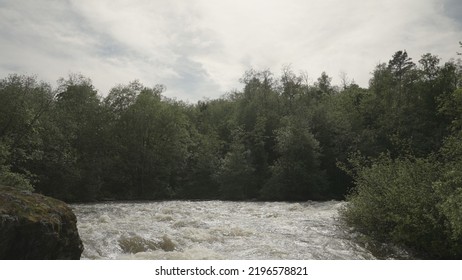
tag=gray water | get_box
[72,200,384,260]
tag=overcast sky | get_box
[1,0,461,102]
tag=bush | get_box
[0,166,34,192]
[342,153,462,258]
[432,132,462,255]
[0,144,34,192]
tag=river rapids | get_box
[72,200,401,260]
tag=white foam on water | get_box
[72,200,377,260]
[118,246,225,260]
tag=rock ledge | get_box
[0,186,83,259]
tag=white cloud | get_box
[192,0,461,88]
[0,0,461,102]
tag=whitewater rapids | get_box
[72,200,382,260]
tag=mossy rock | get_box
[0,185,83,259]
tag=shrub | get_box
[0,166,34,192]
[342,153,462,258]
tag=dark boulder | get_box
[0,186,83,259]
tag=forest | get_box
[1,48,462,258]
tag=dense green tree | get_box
[388,50,415,83]
[176,126,221,199]
[261,117,326,200]
[215,127,256,200]
[34,74,104,201]
[310,84,370,197]
[0,74,53,191]
[315,71,334,96]
[103,82,190,199]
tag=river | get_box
[72,200,405,260]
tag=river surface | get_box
[72,200,393,260]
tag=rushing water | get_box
[72,200,387,260]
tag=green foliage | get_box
[434,131,462,242]
[0,164,33,191]
[434,174,462,241]
[215,127,256,200]
[177,128,220,199]
[342,155,442,250]
[261,117,326,200]
[0,74,53,192]
[34,74,104,201]
[102,83,190,199]
[343,139,462,258]
[438,88,462,131]
[338,49,462,258]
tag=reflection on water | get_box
[72,200,386,260]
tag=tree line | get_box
[0,50,460,204]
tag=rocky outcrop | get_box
[0,186,83,259]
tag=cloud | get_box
[68,0,224,101]
[192,0,461,87]
[0,0,461,102]
[443,0,462,28]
